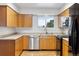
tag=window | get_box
[38,15,54,28]
[60,16,71,28]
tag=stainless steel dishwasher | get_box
[29,35,39,50]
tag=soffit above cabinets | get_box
[13,3,67,15]
[13,3,66,9]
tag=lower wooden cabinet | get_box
[39,35,56,50]
[15,37,23,56]
[0,36,23,56]
[23,36,29,50]
[0,40,15,56]
[62,39,69,56]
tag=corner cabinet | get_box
[0,36,23,56]
[18,14,32,27]
[0,6,18,27]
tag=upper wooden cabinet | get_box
[18,14,24,27]
[58,3,79,17]
[18,14,32,27]
[58,9,69,16]
[24,14,32,27]
[0,6,18,27]
[7,7,18,27]
[0,6,6,26]
[0,6,32,27]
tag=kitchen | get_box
[0,3,78,56]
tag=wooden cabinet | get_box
[0,6,18,27]
[0,36,23,56]
[0,6,32,27]
[18,14,32,27]
[62,39,69,56]
[15,39,20,56]
[24,14,32,27]
[0,40,15,56]
[0,6,6,26]
[48,36,56,49]
[15,36,23,56]
[23,36,29,50]
[39,37,48,49]
[7,7,18,27]
[39,35,56,50]
[58,9,69,16]
[18,14,24,27]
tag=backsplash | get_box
[0,27,15,36]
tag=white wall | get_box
[15,15,62,35]
[0,27,15,36]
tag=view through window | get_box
[38,15,54,28]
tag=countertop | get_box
[63,38,69,41]
[0,34,23,40]
[0,33,54,40]
[0,33,69,40]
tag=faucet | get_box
[44,26,48,34]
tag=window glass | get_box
[38,15,54,28]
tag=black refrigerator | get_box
[69,3,79,56]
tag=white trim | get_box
[0,3,20,13]
[7,3,20,13]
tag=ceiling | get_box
[14,3,66,9]
[12,3,70,15]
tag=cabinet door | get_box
[23,36,29,49]
[48,36,56,49]
[40,36,56,50]
[0,6,6,26]
[19,37,23,53]
[62,40,68,56]
[0,40,10,56]
[39,37,48,49]
[24,14,32,27]
[9,40,15,56]
[7,7,17,27]
[18,14,24,27]
[15,37,23,56]
[15,39,20,56]
[12,11,18,27]
[0,40,15,56]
